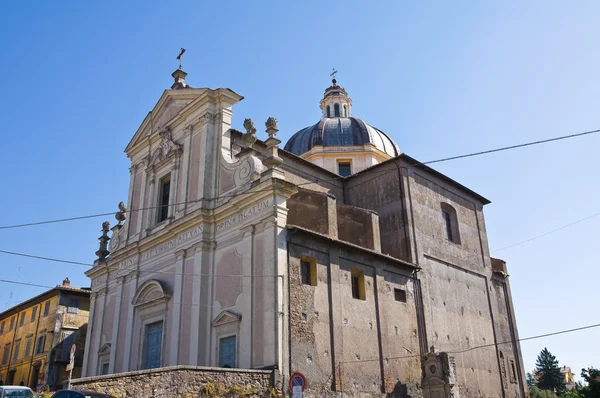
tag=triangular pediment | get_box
[212,310,241,327]
[98,342,111,355]
[125,87,244,156]
[125,89,201,154]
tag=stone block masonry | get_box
[71,366,276,398]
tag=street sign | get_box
[288,372,306,392]
[67,344,76,390]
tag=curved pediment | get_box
[132,279,171,308]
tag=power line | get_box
[422,128,600,165]
[492,211,600,252]
[0,127,598,231]
[0,248,283,280]
[339,322,600,365]
[0,278,282,313]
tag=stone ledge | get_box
[72,365,272,384]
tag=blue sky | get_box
[1,0,598,381]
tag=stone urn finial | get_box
[265,117,278,138]
[96,221,111,262]
[115,202,127,225]
[243,118,257,146]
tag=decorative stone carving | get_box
[262,117,283,168]
[95,221,111,262]
[421,347,459,398]
[233,156,263,187]
[132,279,171,309]
[265,117,278,138]
[242,118,257,146]
[115,202,127,225]
[158,127,182,157]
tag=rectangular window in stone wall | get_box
[351,269,366,300]
[300,258,317,286]
[394,288,407,302]
[2,344,9,364]
[101,362,109,375]
[9,316,14,330]
[36,335,46,354]
[13,340,20,361]
[19,312,25,327]
[219,335,237,368]
[24,337,32,358]
[43,301,50,317]
[31,306,37,322]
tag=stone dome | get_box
[284,117,400,157]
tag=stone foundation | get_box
[70,366,276,398]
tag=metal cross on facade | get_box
[177,48,186,69]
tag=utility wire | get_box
[0,278,282,313]
[492,211,600,252]
[0,127,598,231]
[339,322,600,365]
[0,248,283,279]
[422,128,600,165]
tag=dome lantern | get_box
[319,78,352,119]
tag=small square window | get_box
[338,162,351,177]
[350,269,365,300]
[300,258,317,286]
[394,288,407,302]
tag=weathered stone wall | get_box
[71,366,275,398]
[287,229,420,397]
[336,204,381,251]
[287,189,338,237]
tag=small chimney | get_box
[171,68,188,89]
[62,277,71,287]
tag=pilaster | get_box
[169,249,186,365]
[108,277,125,373]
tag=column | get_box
[108,277,124,373]
[169,249,186,365]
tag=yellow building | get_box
[0,278,90,391]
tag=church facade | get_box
[82,68,527,397]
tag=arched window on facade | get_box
[441,203,460,244]
[327,106,331,118]
[343,104,348,117]
[334,103,340,117]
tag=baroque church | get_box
[82,67,527,397]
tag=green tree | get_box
[560,389,583,398]
[535,348,565,393]
[579,367,600,398]
[530,386,558,398]
[527,372,537,388]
